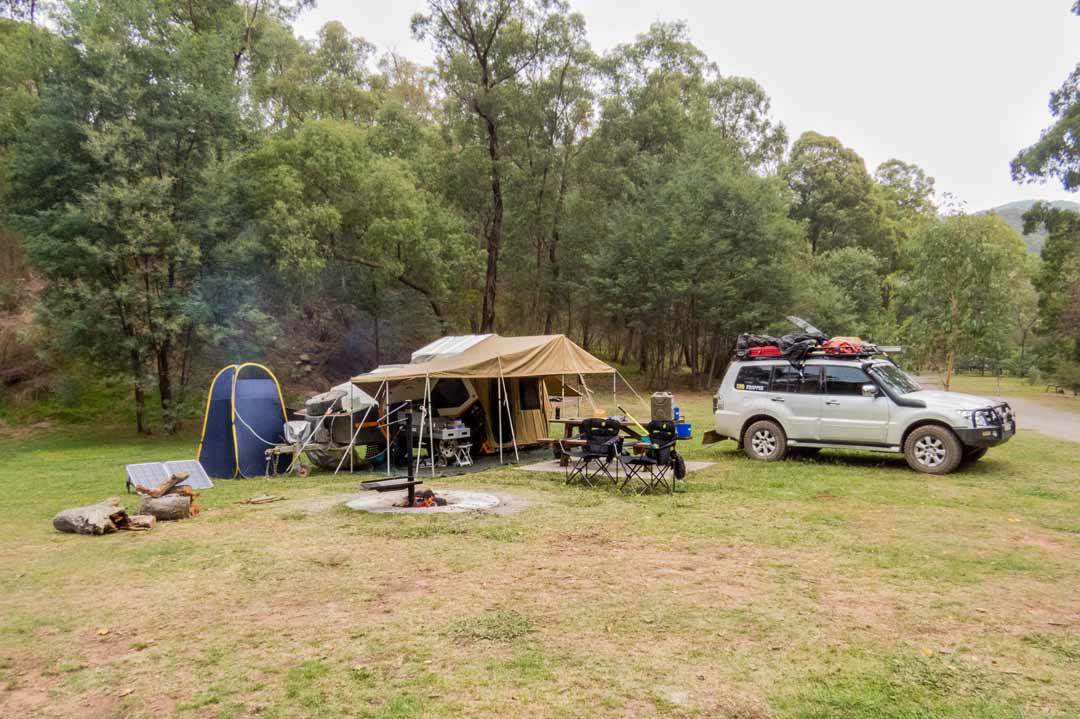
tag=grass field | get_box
[2,390,1080,718]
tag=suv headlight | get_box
[956,409,993,428]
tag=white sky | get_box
[295,0,1080,210]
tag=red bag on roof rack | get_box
[748,345,782,357]
[823,337,864,354]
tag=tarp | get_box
[351,334,613,388]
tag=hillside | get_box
[984,199,1080,254]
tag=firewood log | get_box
[53,498,128,535]
[137,495,192,521]
[126,514,157,530]
[135,471,190,498]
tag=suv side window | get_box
[772,366,821,394]
[824,365,872,395]
[734,365,771,392]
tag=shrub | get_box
[1055,361,1080,395]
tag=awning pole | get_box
[414,380,426,477]
[335,379,383,475]
[497,372,503,465]
[427,375,435,477]
[498,357,519,463]
[613,372,617,418]
[386,382,392,476]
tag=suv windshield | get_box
[870,363,921,395]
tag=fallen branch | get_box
[237,494,284,505]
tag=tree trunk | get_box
[157,339,176,434]
[944,350,955,392]
[544,147,571,335]
[480,114,502,333]
[130,348,148,435]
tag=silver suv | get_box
[704,358,1015,474]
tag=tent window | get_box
[431,378,470,411]
[519,378,541,411]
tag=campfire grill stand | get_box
[360,402,422,506]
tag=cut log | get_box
[53,498,128,535]
[138,495,192,521]
[134,471,190,498]
[126,514,157,530]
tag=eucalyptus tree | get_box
[706,75,787,172]
[899,214,1028,387]
[1013,2,1080,191]
[1023,202,1080,362]
[785,131,889,258]
[412,0,568,333]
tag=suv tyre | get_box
[904,425,962,475]
[743,420,788,462]
[962,446,988,463]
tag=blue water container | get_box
[675,422,692,439]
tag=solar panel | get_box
[163,460,214,490]
[125,461,215,492]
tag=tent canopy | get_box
[351,334,613,388]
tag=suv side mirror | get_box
[862,384,879,398]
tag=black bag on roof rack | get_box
[737,333,781,351]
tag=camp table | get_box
[550,418,647,466]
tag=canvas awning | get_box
[351,334,613,388]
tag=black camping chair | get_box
[619,420,678,494]
[561,417,623,487]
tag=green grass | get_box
[1,393,1080,717]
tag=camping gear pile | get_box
[735,316,882,364]
[351,334,641,471]
[196,335,644,480]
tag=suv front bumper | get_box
[954,423,1015,448]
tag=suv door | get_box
[765,365,822,440]
[820,365,890,444]
[730,364,772,425]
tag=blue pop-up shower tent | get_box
[197,363,288,478]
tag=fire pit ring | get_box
[345,489,500,514]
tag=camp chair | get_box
[560,417,623,487]
[619,420,678,494]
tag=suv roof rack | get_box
[734,345,903,362]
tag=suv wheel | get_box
[743,420,787,462]
[962,446,988,463]
[904,425,962,475]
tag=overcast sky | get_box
[294,0,1080,211]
